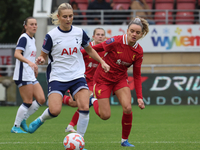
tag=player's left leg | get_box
[115,85,134,147]
[65,91,94,133]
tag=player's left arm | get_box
[133,55,145,110]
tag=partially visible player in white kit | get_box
[28,3,110,148]
[11,17,46,133]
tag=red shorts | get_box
[93,78,129,99]
[87,81,93,91]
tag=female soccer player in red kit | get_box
[90,16,149,147]
[63,28,106,132]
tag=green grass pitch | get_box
[0,105,200,150]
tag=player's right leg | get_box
[22,82,46,132]
[11,82,34,133]
[29,93,62,133]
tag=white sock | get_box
[77,112,89,137]
[40,108,54,122]
[24,100,40,120]
[67,124,74,129]
[121,139,127,143]
[14,104,28,127]
[91,97,97,104]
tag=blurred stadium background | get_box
[0,0,200,106]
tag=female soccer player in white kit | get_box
[11,17,46,133]
[28,3,110,148]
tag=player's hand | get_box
[137,98,145,110]
[36,56,45,65]
[101,61,110,73]
[28,61,38,78]
[28,61,38,74]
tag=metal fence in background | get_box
[48,9,200,25]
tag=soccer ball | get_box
[63,133,85,150]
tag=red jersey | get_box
[81,41,105,84]
[92,34,143,99]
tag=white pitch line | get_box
[0,141,200,144]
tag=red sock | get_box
[93,100,100,117]
[69,109,79,126]
[122,112,133,139]
[63,95,70,105]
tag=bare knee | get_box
[123,105,132,114]
[37,97,46,105]
[49,108,61,116]
[100,112,111,120]
[78,104,89,111]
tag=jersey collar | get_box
[57,26,72,33]
[123,34,138,49]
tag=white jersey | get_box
[13,33,37,81]
[42,26,90,82]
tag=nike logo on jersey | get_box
[117,51,123,54]
[56,41,62,45]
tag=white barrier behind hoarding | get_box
[48,25,200,53]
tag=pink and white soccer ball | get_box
[63,133,85,150]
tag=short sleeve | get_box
[16,37,27,51]
[81,30,90,48]
[42,34,53,54]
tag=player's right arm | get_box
[36,34,52,65]
[35,51,47,65]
